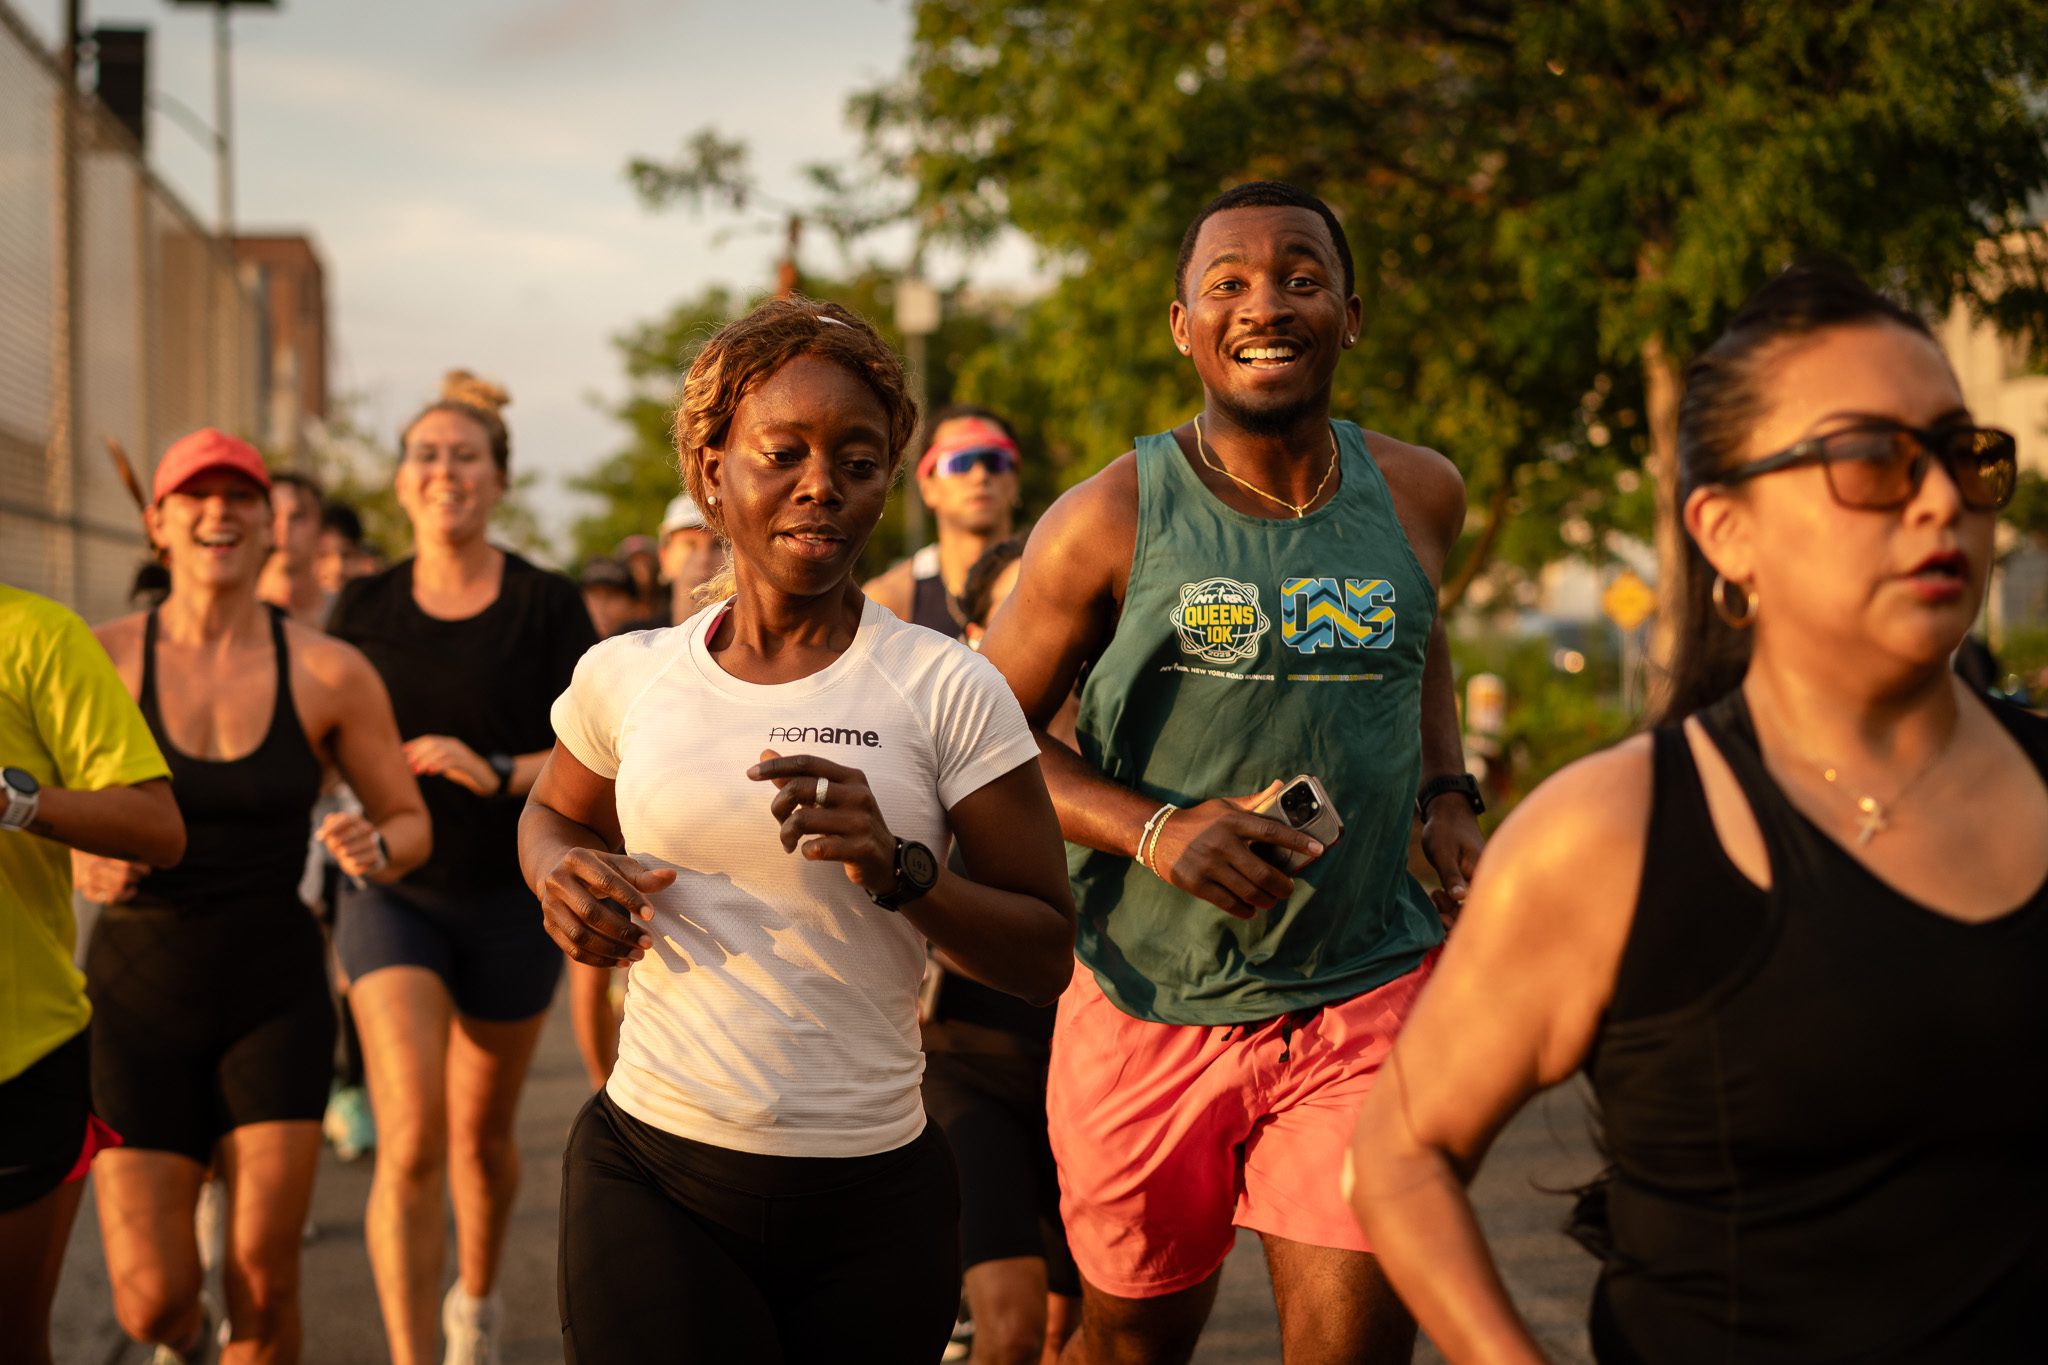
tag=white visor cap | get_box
[660,493,708,536]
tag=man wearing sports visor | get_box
[867,404,1023,637]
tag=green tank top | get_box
[1069,421,1444,1024]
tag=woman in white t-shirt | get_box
[519,299,1076,1364]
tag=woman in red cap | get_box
[75,427,430,1364]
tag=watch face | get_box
[902,842,938,888]
[2,767,35,795]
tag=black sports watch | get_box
[1416,772,1485,822]
[487,752,516,798]
[868,838,939,912]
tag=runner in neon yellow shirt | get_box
[0,582,184,1365]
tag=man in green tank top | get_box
[980,182,1484,1363]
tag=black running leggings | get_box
[560,1091,960,1364]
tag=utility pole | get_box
[170,0,275,239]
[775,213,800,299]
[212,0,230,232]
[49,0,85,602]
[894,278,940,556]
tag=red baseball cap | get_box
[152,428,271,504]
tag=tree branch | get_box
[1439,464,1515,615]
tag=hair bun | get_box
[439,369,510,415]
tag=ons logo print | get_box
[1281,578,1396,654]
[1170,577,1271,665]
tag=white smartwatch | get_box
[1,767,41,831]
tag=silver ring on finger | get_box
[814,776,830,806]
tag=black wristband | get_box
[488,752,516,798]
[1417,772,1484,822]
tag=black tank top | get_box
[1586,691,2048,1364]
[909,547,963,638]
[134,607,325,911]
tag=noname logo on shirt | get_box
[1170,577,1271,665]
[767,724,882,748]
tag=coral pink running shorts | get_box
[1047,947,1439,1299]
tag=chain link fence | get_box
[1,0,260,623]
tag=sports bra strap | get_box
[140,608,162,725]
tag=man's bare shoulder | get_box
[1031,451,1139,555]
[1359,429,1465,509]
[862,557,916,616]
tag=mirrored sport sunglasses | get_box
[1718,419,2018,512]
[932,446,1018,478]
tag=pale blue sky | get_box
[22,0,1032,545]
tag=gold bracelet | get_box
[1143,804,1179,879]
[1137,805,1166,873]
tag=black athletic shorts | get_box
[0,1027,93,1212]
[920,1043,1081,1296]
[86,898,335,1163]
[336,880,562,1021]
[560,1090,960,1364]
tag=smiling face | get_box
[147,470,275,592]
[395,409,505,547]
[1170,205,1362,435]
[1687,321,1991,679]
[700,354,893,602]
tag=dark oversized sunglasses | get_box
[932,446,1017,478]
[1718,419,2017,512]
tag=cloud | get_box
[239,49,605,167]
[483,0,689,59]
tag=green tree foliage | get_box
[857,0,2048,608]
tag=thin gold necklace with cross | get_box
[1815,735,1955,846]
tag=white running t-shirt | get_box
[549,596,1039,1157]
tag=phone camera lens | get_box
[1282,784,1317,822]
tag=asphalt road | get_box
[54,986,1603,1364]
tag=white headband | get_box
[815,313,851,329]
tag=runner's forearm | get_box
[1418,618,1466,784]
[902,870,1073,1007]
[518,799,614,896]
[1351,1063,1550,1365]
[1350,1144,1550,1365]
[509,750,549,798]
[1033,727,1163,856]
[364,809,431,883]
[29,779,185,865]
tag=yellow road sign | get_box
[1601,570,1657,632]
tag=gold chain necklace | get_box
[1757,699,1958,846]
[1192,413,1338,518]
[1817,749,1949,846]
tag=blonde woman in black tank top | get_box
[76,431,429,1365]
[1346,261,2048,1363]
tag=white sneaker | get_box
[194,1177,226,1275]
[149,1302,212,1364]
[441,1283,502,1365]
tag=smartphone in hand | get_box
[1251,774,1344,873]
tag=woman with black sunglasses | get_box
[1346,258,2048,1364]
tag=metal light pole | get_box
[894,278,940,555]
[169,0,274,239]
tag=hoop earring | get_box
[1711,574,1758,629]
